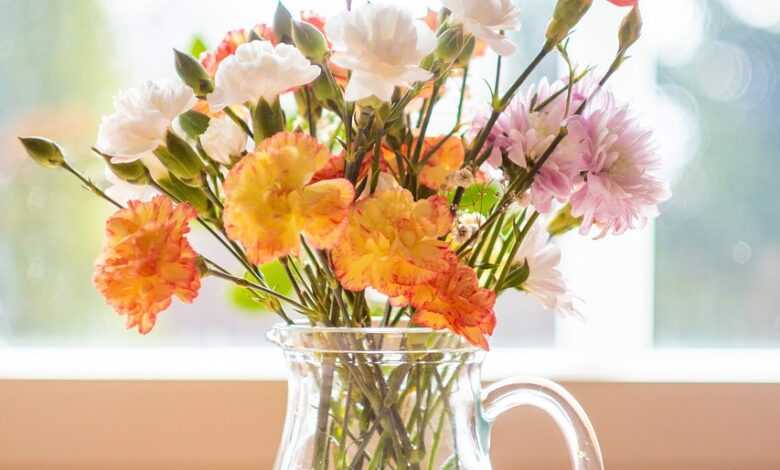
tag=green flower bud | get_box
[156,174,211,216]
[618,5,642,54]
[93,148,150,185]
[545,0,593,46]
[252,98,286,142]
[454,35,477,67]
[435,26,466,63]
[292,20,329,62]
[154,130,204,187]
[547,203,582,236]
[18,136,65,168]
[174,49,214,98]
[312,71,337,102]
[273,1,293,44]
[195,256,210,277]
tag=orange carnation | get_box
[408,256,496,350]
[93,196,201,334]
[381,136,465,190]
[332,186,453,298]
[415,136,465,190]
[222,132,354,265]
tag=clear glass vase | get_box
[268,323,604,470]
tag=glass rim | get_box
[267,321,483,354]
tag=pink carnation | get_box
[472,78,587,213]
[568,92,670,237]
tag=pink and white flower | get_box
[475,78,587,213]
[514,221,578,315]
[326,3,436,102]
[568,92,670,237]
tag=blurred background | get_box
[1,0,777,350]
[2,1,779,469]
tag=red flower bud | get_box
[608,0,638,6]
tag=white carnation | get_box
[96,80,195,162]
[443,0,521,56]
[514,221,578,315]
[326,3,436,102]
[207,41,320,110]
[200,114,247,164]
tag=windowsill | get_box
[2,346,779,383]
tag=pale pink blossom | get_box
[568,92,670,237]
[514,221,578,315]
[473,78,587,213]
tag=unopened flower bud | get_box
[273,1,293,44]
[545,0,593,47]
[435,26,466,63]
[154,130,204,187]
[196,256,210,277]
[18,136,65,168]
[94,148,150,185]
[312,72,337,101]
[156,174,211,216]
[618,5,642,54]
[454,35,477,67]
[547,203,582,236]
[252,98,286,141]
[174,49,214,98]
[292,20,329,62]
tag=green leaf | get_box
[179,110,211,139]
[452,182,500,216]
[500,260,530,291]
[259,260,294,297]
[228,285,268,313]
[228,261,293,313]
[188,35,208,59]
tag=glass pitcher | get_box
[268,323,604,470]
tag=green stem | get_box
[494,211,539,291]
[494,49,502,93]
[304,85,317,138]
[456,65,469,125]
[61,162,122,209]
[314,358,336,470]
[412,82,440,165]
[224,106,253,139]
[467,43,552,164]
[207,269,310,318]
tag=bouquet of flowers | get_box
[19,0,666,468]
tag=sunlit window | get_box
[1,0,777,377]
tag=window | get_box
[1,0,778,380]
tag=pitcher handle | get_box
[480,376,605,470]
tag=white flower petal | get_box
[328,3,434,102]
[345,71,396,102]
[446,0,521,55]
[208,40,320,110]
[201,114,247,164]
[96,80,193,160]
